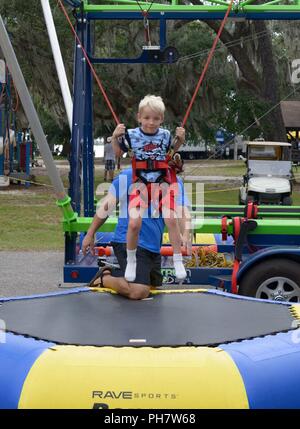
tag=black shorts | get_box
[105,160,115,171]
[111,242,162,287]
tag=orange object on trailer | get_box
[95,244,218,257]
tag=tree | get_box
[0,0,295,146]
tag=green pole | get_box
[262,0,284,5]
[239,0,258,7]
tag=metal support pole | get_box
[66,18,88,264]
[0,106,3,176]
[234,136,238,161]
[82,17,95,217]
[25,131,30,188]
[41,0,73,132]
[69,20,85,215]
[17,130,21,167]
[159,16,167,50]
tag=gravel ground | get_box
[0,251,84,297]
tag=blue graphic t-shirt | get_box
[108,169,189,254]
[125,127,171,183]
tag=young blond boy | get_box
[112,95,186,282]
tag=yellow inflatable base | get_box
[19,345,249,409]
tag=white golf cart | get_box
[239,141,293,205]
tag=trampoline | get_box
[0,288,300,409]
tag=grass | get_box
[0,172,109,251]
[202,183,300,205]
[204,184,240,205]
[186,161,245,177]
[0,189,64,251]
[1,161,300,251]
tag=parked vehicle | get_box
[239,141,293,205]
[178,141,208,160]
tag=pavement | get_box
[0,251,85,298]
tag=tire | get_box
[238,258,300,302]
[188,153,195,160]
[282,196,293,206]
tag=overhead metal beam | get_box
[79,0,300,20]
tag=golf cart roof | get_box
[247,141,291,147]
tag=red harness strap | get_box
[132,158,170,182]
[130,156,178,211]
[164,154,178,186]
[134,159,169,169]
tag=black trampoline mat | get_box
[0,291,296,346]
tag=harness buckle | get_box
[146,159,155,170]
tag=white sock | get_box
[173,253,187,280]
[125,249,137,282]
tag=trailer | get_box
[178,142,208,160]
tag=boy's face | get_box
[137,106,163,134]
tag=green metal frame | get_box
[61,216,300,234]
[82,0,300,13]
[192,205,300,218]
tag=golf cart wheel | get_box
[238,258,300,303]
[282,196,293,206]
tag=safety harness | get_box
[120,132,180,211]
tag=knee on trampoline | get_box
[128,284,150,300]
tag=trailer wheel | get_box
[238,258,300,302]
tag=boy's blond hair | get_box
[138,95,165,116]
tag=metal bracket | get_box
[91,45,179,64]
